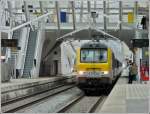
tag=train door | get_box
[53,60,58,75]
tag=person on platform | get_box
[141,16,146,29]
[128,62,137,84]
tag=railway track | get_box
[56,95,106,113]
[1,84,76,113]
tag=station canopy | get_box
[70,40,132,63]
[57,26,133,63]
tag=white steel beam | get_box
[24,1,30,22]
[71,1,76,30]
[39,1,44,14]
[7,1,13,28]
[10,12,51,32]
[103,1,107,32]
[87,1,91,13]
[56,26,120,42]
[119,1,122,30]
[79,1,83,22]
[7,0,148,2]
[55,1,60,31]
[134,1,138,24]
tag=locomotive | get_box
[75,41,122,93]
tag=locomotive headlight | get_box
[79,71,84,75]
[103,71,109,74]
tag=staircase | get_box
[23,30,37,77]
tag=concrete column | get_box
[134,2,141,82]
[55,1,60,31]
[119,1,122,30]
[5,32,11,63]
[39,1,44,14]
[135,30,142,82]
[87,1,91,14]
[94,1,96,10]
[39,1,44,28]
[7,1,13,28]
[134,1,138,24]
[55,1,60,38]
[103,1,107,32]
[80,1,83,22]
[24,1,30,22]
[71,1,76,30]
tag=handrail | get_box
[0,0,6,26]
[11,12,51,32]
[0,9,5,26]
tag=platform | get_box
[1,75,75,104]
[99,77,150,113]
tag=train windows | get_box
[97,49,107,62]
[81,50,94,62]
[80,49,107,63]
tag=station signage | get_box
[1,39,18,47]
[131,39,149,48]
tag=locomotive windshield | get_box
[80,49,107,63]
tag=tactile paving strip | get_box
[99,78,150,113]
[126,84,149,99]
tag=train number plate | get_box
[86,72,101,77]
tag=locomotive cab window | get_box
[80,49,107,63]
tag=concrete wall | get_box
[39,40,77,76]
[40,45,61,76]
[49,47,61,76]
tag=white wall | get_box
[60,41,76,75]
[49,47,61,75]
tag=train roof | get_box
[81,42,107,49]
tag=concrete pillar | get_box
[134,2,141,82]
[55,1,60,37]
[7,1,13,28]
[80,1,83,22]
[103,0,107,32]
[39,1,44,27]
[94,1,96,10]
[135,30,142,82]
[71,1,76,30]
[24,1,30,22]
[39,1,44,15]
[87,1,91,13]
[134,1,138,24]
[119,1,123,30]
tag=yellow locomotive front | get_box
[75,42,113,91]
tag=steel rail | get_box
[56,94,84,113]
[57,95,106,113]
[2,85,76,113]
[88,96,105,113]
